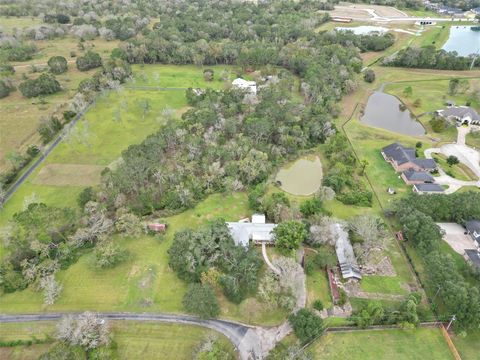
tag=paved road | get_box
[0,312,261,359]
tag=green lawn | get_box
[411,24,451,49]
[466,130,480,149]
[384,78,480,119]
[112,321,236,360]
[0,321,236,360]
[312,328,454,360]
[130,64,238,89]
[433,153,478,181]
[452,329,480,360]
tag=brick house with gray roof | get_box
[381,143,437,173]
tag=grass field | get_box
[0,321,236,360]
[0,191,286,325]
[466,130,480,148]
[0,64,236,225]
[312,328,454,360]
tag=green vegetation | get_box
[0,321,236,360]
[311,328,454,360]
[433,154,477,181]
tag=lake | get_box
[276,156,323,196]
[335,26,389,35]
[361,91,425,136]
[442,26,480,56]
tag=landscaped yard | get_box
[433,153,478,181]
[312,328,454,360]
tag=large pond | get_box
[335,26,389,35]
[442,26,480,56]
[361,91,425,136]
[276,156,323,196]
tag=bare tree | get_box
[349,215,387,263]
[40,275,62,305]
[316,186,335,201]
[308,216,338,246]
[69,201,113,248]
[57,312,110,349]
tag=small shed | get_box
[148,223,167,233]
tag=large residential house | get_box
[381,143,437,172]
[232,78,257,94]
[401,170,435,185]
[226,214,276,247]
[333,223,362,281]
[435,106,480,126]
[412,183,444,194]
[466,249,480,270]
[466,220,480,246]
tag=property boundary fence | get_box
[2,99,96,206]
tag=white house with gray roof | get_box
[436,106,480,126]
[227,214,276,247]
[333,223,362,280]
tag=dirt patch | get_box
[327,4,407,20]
[33,163,104,186]
[360,249,396,276]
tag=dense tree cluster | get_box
[102,78,338,214]
[76,51,102,71]
[383,46,478,70]
[0,42,36,61]
[322,134,373,207]
[394,192,480,330]
[48,55,68,74]
[168,220,262,305]
[0,203,77,293]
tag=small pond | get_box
[275,156,323,196]
[360,91,425,136]
[442,26,480,57]
[335,26,389,35]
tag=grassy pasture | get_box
[312,328,454,360]
[0,321,236,360]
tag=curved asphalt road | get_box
[0,312,258,359]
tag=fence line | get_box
[2,100,96,206]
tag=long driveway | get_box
[0,312,265,359]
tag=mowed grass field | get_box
[312,328,454,360]
[0,321,236,360]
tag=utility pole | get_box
[446,314,456,331]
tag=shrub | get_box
[78,187,94,208]
[183,283,220,319]
[313,299,324,311]
[19,73,61,98]
[26,144,40,157]
[337,189,372,207]
[300,197,323,218]
[363,69,375,83]
[76,51,102,71]
[48,56,68,74]
[0,79,14,98]
[288,308,324,343]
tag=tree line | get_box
[393,192,480,331]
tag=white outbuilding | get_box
[232,78,257,94]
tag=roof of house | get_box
[333,223,362,280]
[414,183,444,193]
[466,220,480,243]
[402,170,435,182]
[465,249,480,269]
[226,221,276,247]
[437,106,480,121]
[382,143,437,170]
